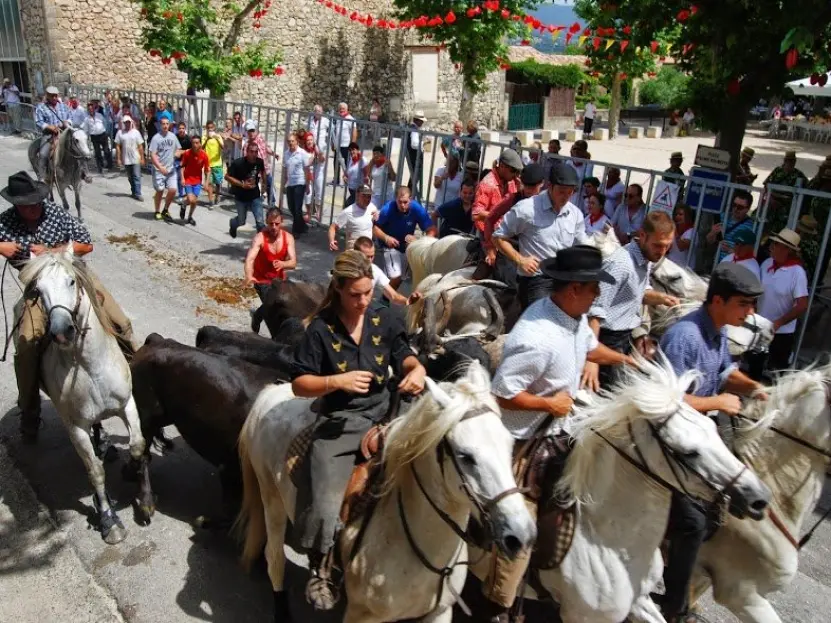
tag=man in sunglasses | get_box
[706,189,755,262]
[610,183,647,244]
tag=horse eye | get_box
[680,450,700,460]
[68,278,75,287]
[458,452,477,467]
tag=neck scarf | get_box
[767,257,801,273]
[732,248,755,262]
[589,212,604,225]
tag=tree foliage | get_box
[133,0,283,96]
[507,60,586,89]
[390,0,543,96]
[639,66,691,110]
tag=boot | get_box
[15,350,42,444]
[305,548,340,611]
[19,409,41,444]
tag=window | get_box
[410,48,438,103]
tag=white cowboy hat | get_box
[769,228,801,251]
[413,110,426,121]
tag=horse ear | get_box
[425,377,452,409]
[64,241,75,259]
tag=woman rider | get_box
[290,250,427,610]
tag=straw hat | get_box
[796,214,819,235]
[784,150,797,160]
[769,227,801,251]
[741,146,755,158]
[412,110,426,122]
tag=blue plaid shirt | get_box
[35,101,71,132]
[660,307,737,397]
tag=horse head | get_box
[68,127,93,161]
[725,313,775,357]
[562,353,771,519]
[651,256,709,301]
[588,228,622,258]
[382,361,536,560]
[19,243,85,346]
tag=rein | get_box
[734,412,831,459]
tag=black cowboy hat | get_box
[0,171,50,206]
[541,245,616,285]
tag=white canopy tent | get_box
[786,72,831,97]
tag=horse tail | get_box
[234,398,267,572]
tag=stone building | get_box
[4,0,506,129]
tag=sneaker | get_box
[154,212,163,221]
[132,194,144,202]
[179,206,186,220]
[229,220,238,238]
[162,210,173,222]
[187,217,196,226]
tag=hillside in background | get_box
[530,2,584,53]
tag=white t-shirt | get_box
[283,148,310,186]
[758,259,809,334]
[603,180,625,218]
[336,114,355,147]
[115,129,145,165]
[1,85,20,105]
[667,228,695,268]
[334,203,379,249]
[584,214,611,235]
[584,103,596,120]
[370,163,394,207]
[720,254,761,281]
[371,263,390,293]
[433,166,463,205]
[345,157,367,190]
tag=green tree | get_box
[639,66,691,110]
[391,0,543,121]
[587,1,831,169]
[574,0,659,139]
[133,0,283,99]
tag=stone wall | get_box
[18,0,52,95]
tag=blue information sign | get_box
[686,167,731,214]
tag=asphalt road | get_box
[0,133,829,623]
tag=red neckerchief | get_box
[351,154,361,163]
[589,212,604,225]
[375,156,386,166]
[339,110,349,118]
[767,257,801,273]
[732,249,756,262]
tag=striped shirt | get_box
[492,297,598,439]
[589,241,652,331]
[493,192,588,277]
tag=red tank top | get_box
[253,229,289,283]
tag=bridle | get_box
[727,314,771,355]
[396,404,525,613]
[29,277,88,344]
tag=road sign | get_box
[694,145,731,171]
[686,167,731,213]
[650,180,679,214]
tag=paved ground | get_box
[0,131,829,623]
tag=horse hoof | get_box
[137,505,155,526]
[103,524,127,545]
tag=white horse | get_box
[236,361,536,623]
[15,246,145,544]
[482,355,772,623]
[407,234,474,291]
[686,363,831,623]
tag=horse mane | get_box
[19,251,120,339]
[405,272,451,334]
[650,299,702,335]
[381,360,498,495]
[588,229,621,259]
[558,353,698,504]
[652,258,709,300]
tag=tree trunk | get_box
[209,89,227,126]
[714,101,750,175]
[459,83,475,126]
[608,73,622,140]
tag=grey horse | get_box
[28,126,93,220]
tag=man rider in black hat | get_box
[0,171,136,442]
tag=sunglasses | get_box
[732,202,750,209]
[626,193,639,198]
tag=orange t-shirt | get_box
[180,149,210,185]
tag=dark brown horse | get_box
[250,279,326,340]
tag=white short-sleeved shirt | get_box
[758,259,809,334]
[584,214,611,235]
[283,148,310,187]
[433,166,463,205]
[492,297,598,439]
[345,157,367,190]
[336,115,355,147]
[719,254,761,281]
[115,129,145,165]
[334,203,379,250]
[611,203,647,239]
[667,228,695,268]
[603,181,625,218]
[370,163,394,208]
[371,263,390,293]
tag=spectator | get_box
[144,104,158,146]
[548,139,561,155]
[603,167,625,218]
[583,98,596,135]
[332,102,357,183]
[228,142,267,238]
[353,236,414,305]
[306,104,331,153]
[433,178,476,239]
[719,228,760,280]
[584,193,610,234]
[329,184,379,251]
[243,120,277,206]
[1,78,21,133]
[733,147,758,186]
[680,108,695,135]
[575,176,601,215]
[221,117,236,169]
[155,99,174,124]
[173,121,191,205]
[230,110,246,159]
[796,214,820,283]
[201,120,224,206]
[114,117,144,201]
[707,189,755,262]
[406,110,426,200]
[462,120,482,165]
[667,204,696,269]
[178,135,210,226]
[368,98,383,143]
[68,97,87,127]
[148,117,179,221]
[373,186,436,290]
[81,101,112,173]
[471,149,522,270]
[568,140,593,204]
[280,133,312,236]
[441,120,464,159]
[764,151,808,235]
[433,152,463,205]
[341,140,365,207]
[464,160,483,186]
[748,228,809,378]
[304,131,327,220]
[244,208,297,304]
[366,145,396,210]
[611,183,647,244]
[663,151,686,195]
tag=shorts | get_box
[152,169,177,192]
[210,166,224,185]
[382,247,408,280]
[184,183,202,197]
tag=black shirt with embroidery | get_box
[290,303,413,421]
[0,200,92,267]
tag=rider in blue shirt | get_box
[34,86,71,178]
[372,186,436,290]
[658,262,767,623]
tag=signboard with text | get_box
[686,167,731,214]
[694,145,731,171]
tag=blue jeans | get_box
[125,164,142,197]
[265,173,275,206]
[231,197,265,231]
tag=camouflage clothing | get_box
[763,166,808,235]
[733,161,756,186]
[663,166,686,195]
[800,237,820,284]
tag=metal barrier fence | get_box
[37,84,831,365]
